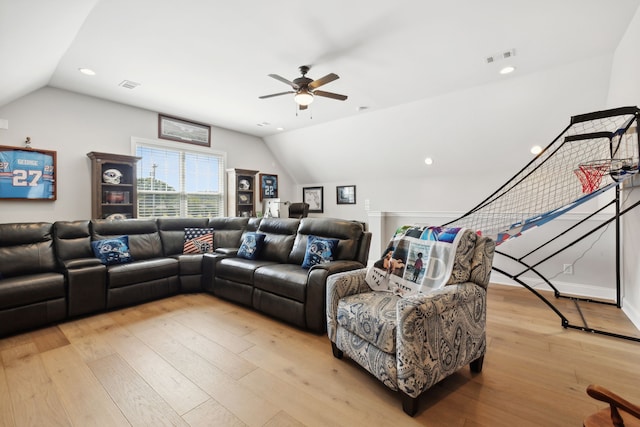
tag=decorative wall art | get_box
[337,185,356,205]
[303,186,323,213]
[0,145,57,200]
[158,114,211,147]
[259,173,278,200]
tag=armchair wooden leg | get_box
[470,355,485,373]
[331,341,343,359]
[400,391,419,416]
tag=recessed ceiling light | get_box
[276,127,284,131]
[424,157,433,165]
[499,66,516,75]
[530,145,542,155]
[78,68,96,76]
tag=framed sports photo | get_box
[337,185,356,204]
[303,186,323,213]
[0,145,57,200]
[259,173,278,200]
[158,114,211,147]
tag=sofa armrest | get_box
[215,247,239,256]
[326,267,370,341]
[395,282,487,398]
[62,257,103,270]
[304,261,366,333]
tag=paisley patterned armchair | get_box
[326,231,495,416]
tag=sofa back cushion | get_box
[91,219,162,261]
[289,218,364,265]
[0,222,57,277]
[256,218,300,263]
[53,220,94,265]
[208,217,249,249]
[157,217,210,256]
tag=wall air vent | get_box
[119,80,141,89]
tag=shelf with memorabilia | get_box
[87,152,141,220]
[227,168,258,217]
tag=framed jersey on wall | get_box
[0,145,57,200]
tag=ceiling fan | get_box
[259,65,348,110]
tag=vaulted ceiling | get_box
[2,0,639,140]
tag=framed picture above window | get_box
[158,114,211,147]
[259,173,278,200]
[337,185,356,205]
[303,186,323,213]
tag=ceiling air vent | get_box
[485,48,516,64]
[119,80,140,89]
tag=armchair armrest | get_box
[396,282,487,398]
[326,268,370,341]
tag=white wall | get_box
[0,87,296,223]
[607,5,640,328]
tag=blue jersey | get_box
[0,149,55,199]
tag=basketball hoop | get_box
[574,159,611,194]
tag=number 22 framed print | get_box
[0,145,57,200]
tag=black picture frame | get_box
[259,173,278,201]
[303,186,323,213]
[158,114,211,147]
[0,145,57,200]
[337,185,356,205]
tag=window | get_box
[134,139,225,218]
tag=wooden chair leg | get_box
[331,341,343,359]
[400,391,419,416]
[470,355,485,373]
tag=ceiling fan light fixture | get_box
[294,89,314,106]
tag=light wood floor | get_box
[1,284,639,427]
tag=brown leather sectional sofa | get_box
[0,216,371,337]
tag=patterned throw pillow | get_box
[302,235,339,269]
[183,227,214,254]
[237,232,266,260]
[91,236,133,265]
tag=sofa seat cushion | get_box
[173,254,203,275]
[337,291,400,354]
[107,258,179,288]
[216,257,277,285]
[0,273,65,310]
[253,264,309,303]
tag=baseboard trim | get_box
[489,272,616,301]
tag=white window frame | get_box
[131,136,227,218]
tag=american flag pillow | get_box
[183,227,214,254]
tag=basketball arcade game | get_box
[444,106,640,342]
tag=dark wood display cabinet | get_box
[87,152,141,219]
[227,168,258,217]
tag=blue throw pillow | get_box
[302,235,339,269]
[91,236,133,265]
[237,232,266,260]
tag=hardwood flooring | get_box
[0,284,639,426]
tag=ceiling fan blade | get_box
[268,74,299,89]
[259,91,294,99]
[308,73,339,90]
[313,90,348,101]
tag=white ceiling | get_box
[2,0,639,139]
